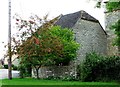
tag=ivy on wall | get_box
[110,19,120,46]
[106,1,120,12]
[95,1,120,12]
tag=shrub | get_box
[18,63,32,78]
[103,56,120,81]
[12,65,18,70]
[18,64,26,78]
[4,64,8,69]
[4,64,18,70]
[80,52,120,82]
[80,52,103,81]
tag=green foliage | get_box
[18,63,26,78]
[4,64,8,69]
[18,64,31,78]
[14,15,59,79]
[4,64,18,70]
[80,52,120,82]
[106,1,120,12]
[80,52,104,81]
[18,56,32,78]
[19,25,79,66]
[103,56,120,81]
[12,65,18,70]
[14,14,79,79]
[110,19,120,46]
[18,25,79,78]
[94,1,120,12]
[49,26,80,65]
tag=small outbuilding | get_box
[55,10,107,63]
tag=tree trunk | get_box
[35,66,40,79]
[26,64,32,77]
[36,68,39,79]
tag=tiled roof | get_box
[55,10,98,28]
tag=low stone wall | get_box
[32,66,76,79]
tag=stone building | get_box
[105,9,120,56]
[55,10,107,63]
[33,2,120,78]
[32,10,108,78]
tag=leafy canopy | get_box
[93,0,120,12]
[18,25,79,66]
[106,1,120,12]
[110,19,120,46]
[49,26,80,65]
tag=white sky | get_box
[0,0,105,59]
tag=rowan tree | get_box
[13,14,79,79]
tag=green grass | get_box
[1,78,120,87]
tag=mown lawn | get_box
[1,78,120,87]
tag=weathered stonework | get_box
[73,19,107,63]
[32,66,76,79]
[105,10,120,56]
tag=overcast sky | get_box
[0,0,105,59]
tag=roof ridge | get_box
[80,10,98,22]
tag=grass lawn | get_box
[1,78,120,87]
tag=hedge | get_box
[79,52,120,82]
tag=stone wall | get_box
[73,19,107,63]
[32,65,76,79]
[105,10,120,56]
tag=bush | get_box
[18,64,26,78]
[103,56,120,81]
[80,52,120,82]
[4,64,18,70]
[12,65,18,70]
[18,63,32,78]
[4,64,8,69]
[80,52,103,81]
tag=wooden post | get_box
[8,0,12,80]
